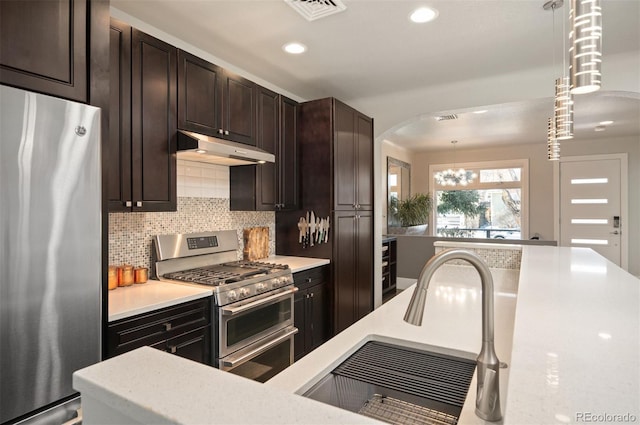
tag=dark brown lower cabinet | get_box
[293,266,330,361]
[107,298,211,365]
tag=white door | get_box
[559,156,625,266]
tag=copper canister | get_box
[108,266,118,290]
[118,265,134,287]
[134,267,148,284]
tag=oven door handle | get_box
[221,287,298,316]
[221,327,298,368]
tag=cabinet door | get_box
[334,212,357,333]
[0,0,87,102]
[309,282,329,351]
[177,50,222,137]
[108,19,132,212]
[355,113,373,210]
[280,96,299,210]
[131,29,177,211]
[221,70,257,146]
[293,288,307,361]
[356,212,373,319]
[334,102,357,210]
[256,86,279,209]
[334,211,372,333]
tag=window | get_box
[429,160,528,239]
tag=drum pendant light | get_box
[546,0,574,141]
[569,0,602,94]
[547,118,560,160]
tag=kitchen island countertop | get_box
[80,246,639,424]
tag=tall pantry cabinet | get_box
[276,97,373,335]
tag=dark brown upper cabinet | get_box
[177,50,223,137]
[221,70,257,146]
[334,101,374,211]
[0,0,87,102]
[229,86,299,211]
[107,19,177,212]
[177,50,257,146]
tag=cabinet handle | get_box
[310,293,314,298]
[169,345,177,354]
[136,201,143,207]
[224,130,229,135]
[218,129,224,134]
[125,201,132,207]
[163,323,172,331]
[305,277,312,283]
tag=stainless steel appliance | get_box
[154,231,297,382]
[0,85,102,424]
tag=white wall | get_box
[410,136,640,275]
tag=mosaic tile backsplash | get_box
[435,246,522,269]
[110,160,274,272]
[109,197,275,273]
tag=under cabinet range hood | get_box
[177,130,275,166]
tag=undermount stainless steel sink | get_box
[302,341,476,425]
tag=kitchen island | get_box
[74,246,639,424]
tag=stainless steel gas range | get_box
[154,230,297,382]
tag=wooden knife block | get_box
[243,227,269,260]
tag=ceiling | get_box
[111,0,640,152]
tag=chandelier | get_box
[434,141,477,186]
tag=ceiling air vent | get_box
[284,0,347,21]
[435,114,459,121]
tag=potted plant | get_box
[388,193,432,235]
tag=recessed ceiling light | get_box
[594,125,606,132]
[599,120,614,125]
[283,42,307,54]
[472,110,488,114]
[409,7,438,23]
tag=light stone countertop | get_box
[79,246,639,424]
[108,280,212,322]
[108,256,329,322]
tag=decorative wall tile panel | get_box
[110,160,273,271]
[435,246,522,269]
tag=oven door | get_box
[218,285,296,358]
[218,326,297,382]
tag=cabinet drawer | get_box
[293,265,328,290]
[107,298,210,356]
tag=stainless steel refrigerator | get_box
[1,85,102,424]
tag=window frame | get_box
[428,159,529,239]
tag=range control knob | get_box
[227,290,237,302]
[239,288,250,297]
[271,278,280,289]
[256,283,266,292]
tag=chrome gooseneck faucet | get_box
[403,248,502,422]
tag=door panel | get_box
[131,29,177,211]
[356,114,373,209]
[334,103,356,210]
[559,158,622,265]
[334,213,356,333]
[356,213,373,319]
